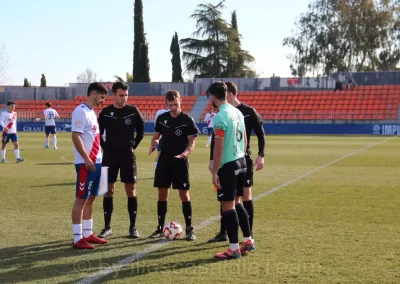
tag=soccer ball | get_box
[163,221,183,240]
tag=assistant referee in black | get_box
[97,82,144,239]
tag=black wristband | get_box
[258,153,265,157]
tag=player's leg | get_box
[243,153,255,234]
[235,157,255,253]
[72,164,106,249]
[81,163,108,245]
[173,158,195,240]
[214,161,241,259]
[51,127,58,149]
[206,129,212,147]
[121,151,139,238]
[1,136,7,163]
[149,155,171,238]
[208,205,228,243]
[44,127,50,148]
[12,136,23,163]
[98,150,118,239]
[125,183,139,238]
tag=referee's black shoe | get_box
[129,227,139,239]
[148,227,164,239]
[185,227,196,241]
[207,231,228,243]
[98,228,112,239]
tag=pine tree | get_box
[225,10,255,77]
[23,78,31,87]
[170,32,183,82]
[133,0,150,82]
[40,74,47,87]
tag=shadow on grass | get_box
[36,163,72,166]
[31,183,76,188]
[0,237,172,283]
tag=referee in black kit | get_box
[97,82,144,239]
[208,81,265,243]
[148,90,199,241]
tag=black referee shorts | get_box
[154,154,190,190]
[243,151,254,189]
[216,157,247,202]
[102,149,137,184]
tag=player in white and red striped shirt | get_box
[204,108,215,147]
[0,101,24,163]
[70,82,109,249]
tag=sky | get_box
[0,0,311,86]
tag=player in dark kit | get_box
[148,90,199,241]
[97,82,144,239]
[208,81,265,243]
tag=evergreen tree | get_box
[224,10,255,77]
[181,1,255,78]
[40,73,47,87]
[133,0,150,82]
[23,78,31,87]
[170,32,183,82]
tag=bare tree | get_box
[0,42,9,84]
[76,68,97,83]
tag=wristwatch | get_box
[258,153,265,157]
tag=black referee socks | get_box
[103,197,113,229]
[182,201,192,230]
[128,197,138,228]
[223,209,239,244]
[220,206,227,235]
[236,203,251,238]
[243,200,254,234]
[157,201,168,230]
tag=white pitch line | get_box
[76,137,394,284]
[60,153,74,163]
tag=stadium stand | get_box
[202,85,400,121]
[14,95,197,121]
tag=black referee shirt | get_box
[99,104,144,150]
[155,111,199,156]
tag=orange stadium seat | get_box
[9,86,400,121]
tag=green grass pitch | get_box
[0,133,399,283]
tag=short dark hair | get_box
[45,102,51,107]
[208,81,227,101]
[165,90,181,101]
[87,82,108,96]
[112,82,129,94]
[225,82,238,96]
[7,100,15,106]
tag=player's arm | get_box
[0,113,8,132]
[0,113,6,128]
[251,109,266,171]
[71,132,95,172]
[55,111,60,118]
[175,116,199,159]
[204,114,208,123]
[149,132,161,155]
[175,135,196,159]
[133,108,145,149]
[98,111,106,150]
[71,110,95,171]
[208,133,215,173]
[212,128,224,189]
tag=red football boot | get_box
[73,238,94,249]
